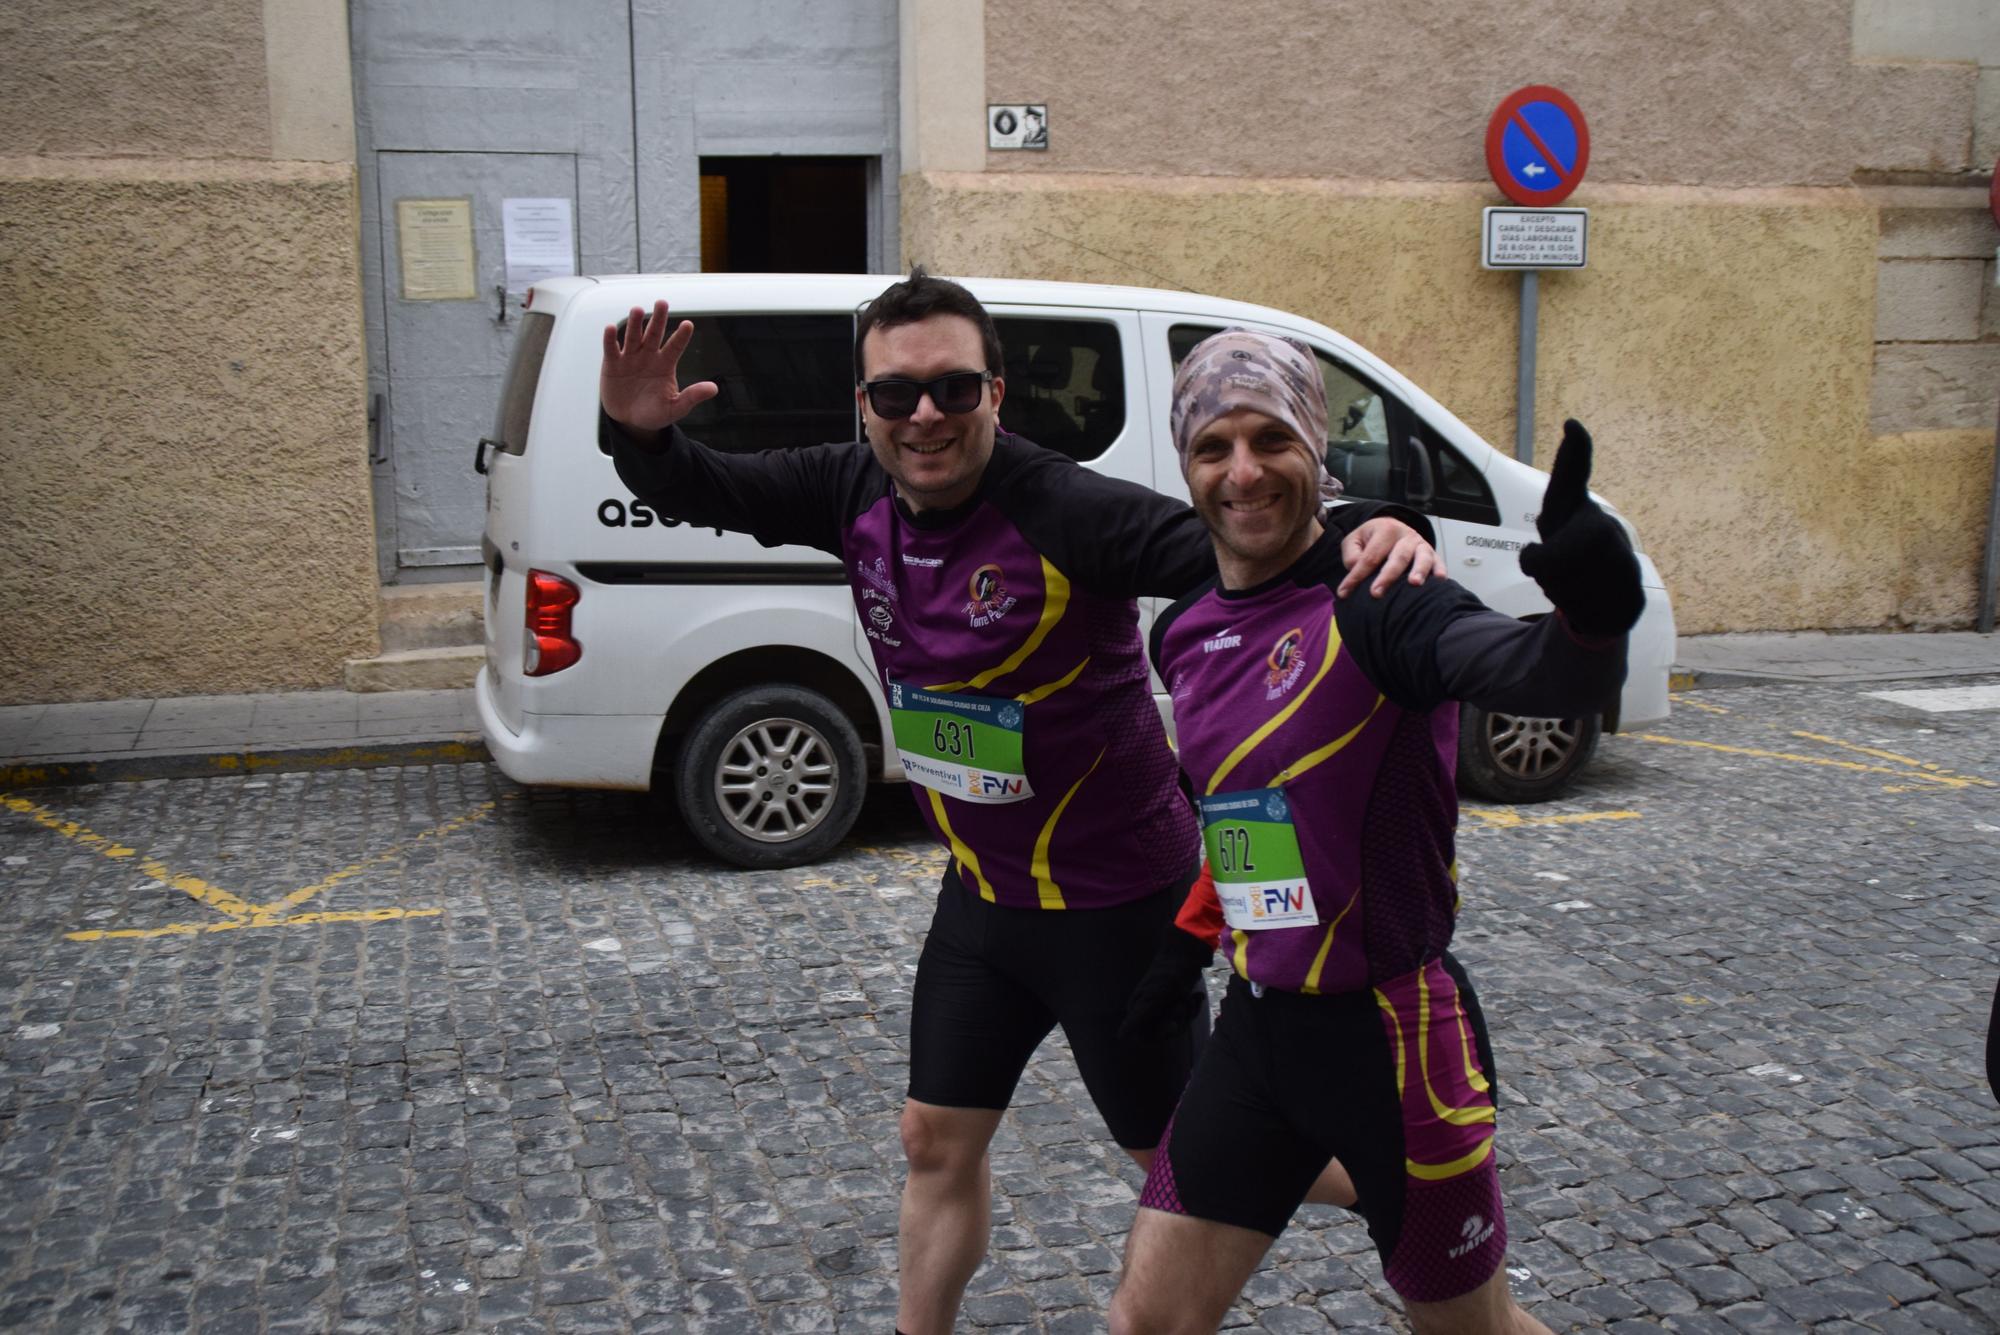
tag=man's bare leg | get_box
[895,1100,1005,1335]
[1108,1205,1272,1335]
[1404,1264,1552,1335]
[1303,1157,1357,1207]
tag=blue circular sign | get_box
[1486,85,1590,206]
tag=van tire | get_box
[1456,704,1600,804]
[675,685,867,869]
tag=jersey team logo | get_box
[1265,627,1308,699]
[965,563,1018,627]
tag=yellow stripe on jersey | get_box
[1015,656,1088,706]
[928,788,996,901]
[1406,1137,1494,1182]
[927,557,1071,693]
[1299,882,1362,994]
[1029,745,1106,909]
[1204,608,1342,795]
[1268,693,1386,787]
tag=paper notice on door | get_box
[502,198,576,291]
[395,198,477,300]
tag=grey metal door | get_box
[350,0,637,579]
[376,151,576,568]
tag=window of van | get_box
[661,313,858,453]
[1167,323,1494,522]
[993,317,1125,463]
[493,311,556,455]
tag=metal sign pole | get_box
[1979,389,2000,632]
[1515,269,1539,465]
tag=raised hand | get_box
[600,300,721,434]
[1517,420,1644,637]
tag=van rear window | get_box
[494,311,556,455]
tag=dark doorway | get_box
[699,157,869,273]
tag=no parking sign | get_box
[1486,85,1589,207]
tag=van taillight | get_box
[524,570,581,676]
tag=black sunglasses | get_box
[859,371,993,419]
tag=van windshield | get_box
[493,311,556,455]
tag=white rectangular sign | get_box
[1482,207,1588,270]
[502,197,576,291]
[987,104,1049,150]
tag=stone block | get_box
[1870,342,2000,431]
[1875,259,1989,340]
[1854,0,2000,63]
[1979,67,2000,167]
[1875,188,2000,258]
[1850,62,1979,174]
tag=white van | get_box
[476,273,1675,867]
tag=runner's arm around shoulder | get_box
[1338,422,1639,717]
[1001,449,1438,600]
[598,299,847,554]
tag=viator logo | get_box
[1447,1213,1497,1259]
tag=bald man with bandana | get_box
[1108,330,1643,1334]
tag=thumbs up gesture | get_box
[1517,420,1644,637]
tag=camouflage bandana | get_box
[1170,329,1342,504]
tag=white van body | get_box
[476,274,1673,860]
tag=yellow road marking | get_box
[4,792,500,938]
[1,794,257,918]
[66,907,444,942]
[1788,731,1995,788]
[1669,693,1732,717]
[1460,807,1642,830]
[1628,734,1990,790]
[251,801,497,915]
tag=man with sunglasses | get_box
[599,269,1441,1335]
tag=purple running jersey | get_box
[607,421,1408,909]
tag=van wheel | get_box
[1456,704,1600,804]
[675,685,866,869]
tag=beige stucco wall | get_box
[0,160,376,703]
[984,0,1976,186]
[0,0,371,704]
[903,171,1983,634]
[0,0,274,159]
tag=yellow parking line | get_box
[5,791,501,937]
[1,794,256,918]
[65,906,443,942]
[1788,731,1995,788]
[1628,733,1988,790]
[1668,693,1732,717]
[251,801,497,915]
[1461,807,1642,830]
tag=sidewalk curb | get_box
[0,738,490,791]
[1672,664,2000,691]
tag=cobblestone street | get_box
[1,678,1996,1332]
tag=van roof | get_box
[529,271,1345,343]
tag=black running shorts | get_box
[906,867,1209,1149]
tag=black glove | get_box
[1118,926,1214,1044]
[1517,420,1644,637]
